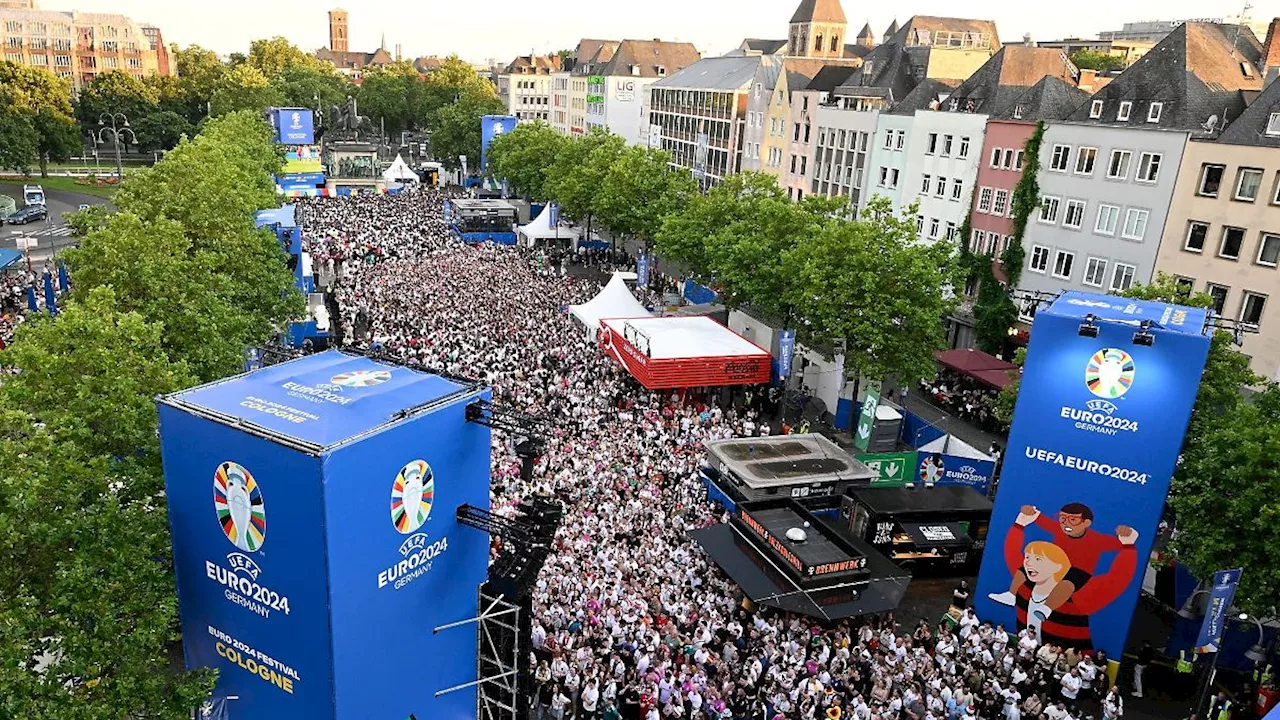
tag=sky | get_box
[49,0,1280,63]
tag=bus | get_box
[23,185,45,207]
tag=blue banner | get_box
[480,115,518,172]
[636,252,650,290]
[682,279,718,305]
[548,202,559,228]
[273,108,315,145]
[1196,568,1242,653]
[276,172,326,191]
[916,451,994,495]
[975,292,1211,658]
[42,271,56,315]
[777,329,796,378]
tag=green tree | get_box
[247,36,325,78]
[1069,49,1125,72]
[784,196,958,392]
[431,92,508,171]
[595,145,698,249]
[358,62,426,137]
[544,127,625,231]
[0,61,80,177]
[0,99,39,172]
[271,65,353,114]
[77,70,159,126]
[486,121,567,200]
[172,44,227,121]
[421,55,501,123]
[130,110,195,152]
[209,64,285,117]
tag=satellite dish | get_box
[1201,114,1220,133]
[786,528,808,543]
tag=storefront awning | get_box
[899,522,973,549]
[690,523,910,620]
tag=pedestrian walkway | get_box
[22,225,74,238]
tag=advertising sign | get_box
[858,451,917,486]
[693,132,710,179]
[915,452,994,494]
[854,387,880,451]
[273,108,315,145]
[283,146,323,174]
[974,292,1211,658]
[548,202,560,228]
[648,124,663,149]
[636,252,650,290]
[276,172,326,192]
[777,329,796,379]
[480,115,518,172]
[1195,568,1242,653]
[615,79,636,102]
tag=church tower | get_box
[787,0,848,58]
[328,8,349,53]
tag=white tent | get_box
[518,204,580,247]
[381,154,419,187]
[918,434,995,462]
[568,273,651,336]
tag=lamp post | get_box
[95,112,135,182]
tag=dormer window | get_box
[1013,104,1026,119]
[1241,62,1254,78]
[656,65,666,76]
[1118,101,1132,121]
[1089,100,1103,119]
[948,98,958,110]
[631,65,640,76]
[1267,112,1280,136]
[1147,102,1162,123]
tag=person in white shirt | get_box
[1102,685,1125,720]
[1060,669,1083,711]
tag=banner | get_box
[1196,568,1242,653]
[273,108,315,145]
[857,451,917,486]
[276,172,326,192]
[974,292,1211,658]
[915,451,994,494]
[636,252,650,290]
[548,202,560,228]
[480,115,518,172]
[777,329,796,379]
[854,387,880,452]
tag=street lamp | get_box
[1239,613,1268,664]
[95,112,136,182]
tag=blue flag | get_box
[637,253,650,290]
[777,329,797,379]
[42,272,57,316]
[26,286,37,312]
[1195,568,1242,653]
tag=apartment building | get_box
[783,64,860,200]
[568,39,619,135]
[0,3,168,89]
[577,39,699,146]
[1155,73,1280,380]
[500,54,561,122]
[1018,22,1264,300]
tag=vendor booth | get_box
[567,273,650,337]
[840,486,992,572]
[380,154,419,191]
[699,433,876,511]
[598,316,770,389]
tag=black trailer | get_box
[840,486,993,573]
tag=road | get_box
[0,185,112,266]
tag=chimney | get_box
[395,43,402,61]
[1023,33,1036,48]
[1261,17,1280,80]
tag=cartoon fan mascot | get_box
[990,503,1138,649]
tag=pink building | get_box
[970,119,1035,258]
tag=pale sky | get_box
[52,0,1280,63]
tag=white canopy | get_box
[518,204,580,245]
[600,316,768,360]
[382,154,419,185]
[569,273,650,335]
[918,434,994,462]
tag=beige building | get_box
[498,53,561,122]
[1155,74,1280,381]
[0,0,167,89]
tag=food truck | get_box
[700,434,877,511]
[839,486,993,573]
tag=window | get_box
[1050,144,1070,171]
[927,133,938,154]
[1173,276,1195,299]
[945,221,957,242]
[1198,164,1225,196]
[889,168,899,188]
[1089,100,1103,119]
[990,147,1001,168]
[1074,147,1097,175]
[1029,245,1050,273]
[1107,150,1132,179]
[1083,258,1108,287]
[934,176,946,197]
[1118,101,1132,121]
[921,174,932,193]
[1122,208,1149,240]
[883,131,894,149]
[1137,152,1161,183]
[917,215,924,233]
[1184,222,1209,252]
[1002,148,1015,169]
[1095,204,1120,235]
[972,229,986,254]
[878,167,889,187]
[1268,112,1280,136]
[799,156,807,176]
[1039,196,1061,224]
[959,136,970,158]
[1258,233,1280,267]
[1206,284,1230,314]
[794,123,801,141]
[929,218,940,239]
[1240,291,1267,327]
[790,155,797,174]
[1219,226,1245,259]
[942,134,953,156]
[1015,151,1024,170]
[895,130,904,150]
[1110,263,1136,292]
[1052,250,1075,280]
[1234,168,1263,201]
[978,187,993,213]
[993,189,1009,215]
[1147,102,1163,123]
[1063,199,1085,229]
[951,178,963,201]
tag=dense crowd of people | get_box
[920,370,1002,433]
[296,188,1121,720]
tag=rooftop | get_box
[790,0,847,25]
[942,46,1080,116]
[651,53,768,91]
[591,39,701,79]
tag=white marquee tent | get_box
[568,273,650,336]
[381,154,419,188]
[518,204,580,247]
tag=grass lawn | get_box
[0,177,120,200]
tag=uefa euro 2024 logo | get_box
[330,369,392,388]
[290,111,302,130]
[1085,348,1135,400]
[214,461,265,552]
[379,459,449,590]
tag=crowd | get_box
[298,188,1122,720]
[920,371,1002,433]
